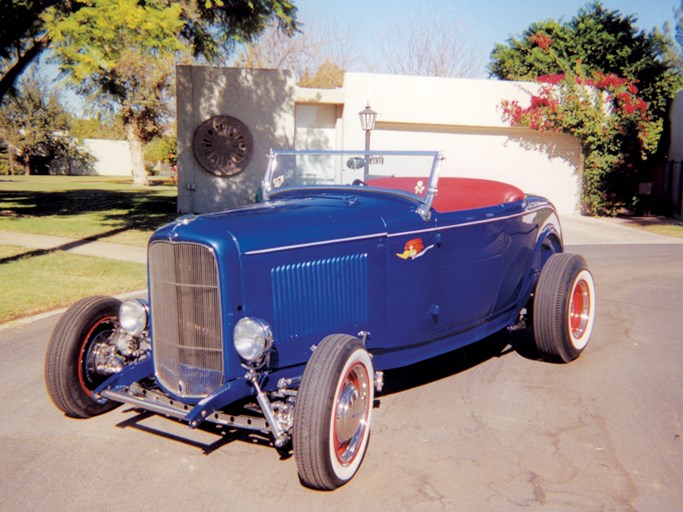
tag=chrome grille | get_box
[149,241,223,398]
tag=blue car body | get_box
[96,151,562,408]
[47,150,592,489]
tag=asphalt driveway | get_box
[0,222,681,511]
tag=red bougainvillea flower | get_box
[537,74,565,85]
[529,32,552,50]
[593,72,628,90]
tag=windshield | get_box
[262,150,441,217]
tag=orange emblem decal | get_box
[396,238,434,260]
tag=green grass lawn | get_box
[632,221,683,238]
[0,245,146,324]
[0,175,178,246]
[616,216,683,239]
[0,176,176,324]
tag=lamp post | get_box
[358,103,377,178]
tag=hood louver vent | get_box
[271,254,369,342]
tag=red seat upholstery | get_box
[367,177,525,212]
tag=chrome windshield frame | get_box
[261,149,443,222]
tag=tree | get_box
[0,74,75,174]
[45,1,183,185]
[379,12,479,78]
[491,1,683,214]
[0,1,298,106]
[235,19,358,88]
[299,61,345,89]
[70,115,126,140]
[672,1,683,70]
[42,0,297,185]
[502,69,660,215]
[237,9,480,86]
[0,1,80,105]
[490,1,681,121]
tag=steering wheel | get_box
[352,179,368,186]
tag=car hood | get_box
[153,193,406,255]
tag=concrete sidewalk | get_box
[560,215,683,246]
[0,215,681,265]
[0,230,147,264]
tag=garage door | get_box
[371,123,582,214]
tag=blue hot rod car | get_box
[45,150,595,490]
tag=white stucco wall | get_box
[60,139,132,176]
[339,73,582,214]
[295,104,341,150]
[82,139,132,176]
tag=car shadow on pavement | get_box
[379,333,515,396]
[111,331,544,459]
[508,327,546,362]
[114,408,275,456]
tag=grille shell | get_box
[149,241,224,398]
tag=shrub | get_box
[501,36,661,215]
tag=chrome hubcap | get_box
[334,363,370,466]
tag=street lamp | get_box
[358,103,377,178]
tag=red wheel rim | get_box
[569,279,590,339]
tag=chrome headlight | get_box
[119,299,149,336]
[233,317,273,365]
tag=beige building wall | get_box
[176,67,583,214]
[176,65,297,213]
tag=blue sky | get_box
[45,0,680,115]
[293,0,680,77]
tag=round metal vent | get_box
[192,115,254,176]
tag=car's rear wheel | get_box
[293,334,374,490]
[533,253,596,363]
[45,296,123,418]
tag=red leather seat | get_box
[367,177,525,212]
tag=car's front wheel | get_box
[293,334,374,490]
[533,253,596,362]
[45,296,123,418]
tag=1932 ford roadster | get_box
[45,150,595,490]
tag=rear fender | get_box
[514,210,563,313]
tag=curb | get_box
[0,289,148,332]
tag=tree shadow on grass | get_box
[0,187,178,263]
[0,185,177,238]
[0,188,177,228]
[0,227,139,264]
